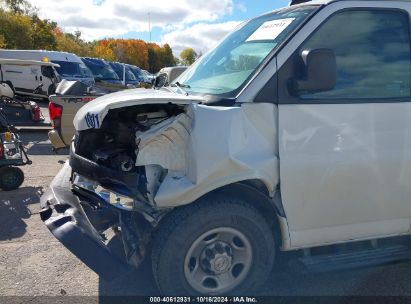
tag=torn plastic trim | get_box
[39,162,130,281]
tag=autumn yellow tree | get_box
[180,48,198,65]
[161,44,176,67]
[93,39,116,61]
[0,0,57,50]
[53,27,93,56]
[92,39,174,72]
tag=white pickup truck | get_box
[40,0,411,295]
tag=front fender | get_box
[154,103,280,208]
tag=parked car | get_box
[0,57,60,99]
[142,69,155,83]
[81,57,131,92]
[127,64,152,87]
[108,62,140,87]
[81,58,122,85]
[0,50,95,88]
[40,0,411,296]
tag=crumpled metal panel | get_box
[135,109,193,172]
[152,103,280,208]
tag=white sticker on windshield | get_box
[246,18,295,42]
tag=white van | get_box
[0,50,95,96]
[0,58,60,99]
[40,0,411,296]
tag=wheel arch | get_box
[157,179,287,248]
[212,180,285,217]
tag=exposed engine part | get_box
[92,148,135,172]
[72,103,191,208]
[112,153,134,172]
[135,110,170,129]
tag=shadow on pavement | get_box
[26,141,69,156]
[0,186,43,240]
[16,131,69,156]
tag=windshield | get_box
[126,69,137,81]
[110,63,138,82]
[175,6,315,97]
[85,61,120,80]
[52,61,86,78]
[129,67,144,81]
[80,65,93,78]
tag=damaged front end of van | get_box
[39,87,280,280]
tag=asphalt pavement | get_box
[0,132,411,298]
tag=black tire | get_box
[0,166,24,191]
[151,194,275,295]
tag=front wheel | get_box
[0,166,24,191]
[151,194,275,295]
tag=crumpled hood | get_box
[74,88,204,131]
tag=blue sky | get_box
[120,1,289,50]
[34,0,290,55]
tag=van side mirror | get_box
[292,48,336,93]
[154,73,168,88]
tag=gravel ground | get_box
[1,132,411,299]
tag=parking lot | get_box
[0,130,410,298]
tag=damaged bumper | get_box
[39,162,130,281]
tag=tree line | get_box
[0,0,199,72]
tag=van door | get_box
[3,64,39,95]
[277,6,411,248]
[41,66,57,95]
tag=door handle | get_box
[35,76,38,81]
[40,76,43,81]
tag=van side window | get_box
[300,9,411,100]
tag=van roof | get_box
[125,64,141,70]
[0,58,60,67]
[0,49,75,55]
[0,49,83,63]
[82,57,108,62]
[82,57,109,65]
[290,0,411,6]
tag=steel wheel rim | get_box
[184,227,253,295]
